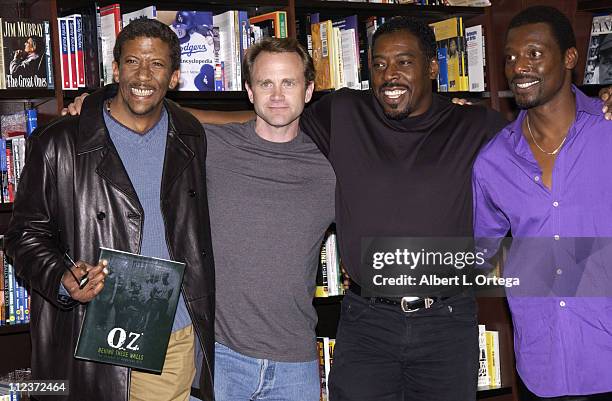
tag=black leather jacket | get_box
[4,85,215,401]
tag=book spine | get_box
[477,324,490,386]
[0,139,6,204]
[278,12,287,38]
[75,15,85,87]
[233,11,242,91]
[465,25,485,92]
[0,18,4,90]
[14,263,22,325]
[67,16,78,89]
[23,284,29,324]
[238,11,249,60]
[25,109,37,136]
[317,338,328,401]
[100,4,122,86]
[7,256,15,324]
[58,18,71,90]
[5,140,14,203]
[44,21,54,89]
[95,4,104,87]
[12,138,21,196]
[1,249,5,325]
[316,239,329,297]
[458,17,469,91]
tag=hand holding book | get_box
[61,258,108,303]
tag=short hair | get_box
[371,16,437,63]
[507,6,576,54]
[242,37,315,87]
[113,18,181,72]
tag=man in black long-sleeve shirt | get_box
[299,17,507,401]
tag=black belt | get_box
[349,280,450,313]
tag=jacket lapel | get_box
[96,146,141,206]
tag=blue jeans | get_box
[214,342,320,401]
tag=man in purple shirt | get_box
[473,6,612,400]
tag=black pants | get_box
[329,290,479,401]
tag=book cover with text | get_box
[75,248,185,373]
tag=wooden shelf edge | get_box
[577,0,612,12]
[313,295,344,305]
[295,1,485,16]
[477,385,513,398]
[0,89,55,100]
[0,324,30,335]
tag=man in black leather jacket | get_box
[4,19,215,401]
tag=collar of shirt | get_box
[506,85,602,161]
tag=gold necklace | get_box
[526,114,567,156]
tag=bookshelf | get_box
[0,324,31,376]
[2,1,606,400]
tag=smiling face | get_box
[505,23,576,109]
[112,36,179,128]
[245,51,314,137]
[370,30,438,120]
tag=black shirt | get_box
[300,88,508,285]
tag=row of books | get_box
[302,14,486,92]
[1,247,30,327]
[0,109,37,204]
[316,228,345,297]
[317,336,336,401]
[477,324,502,388]
[0,19,54,89]
[58,4,288,92]
[430,17,486,92]
[583,14,612,85]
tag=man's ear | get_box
[428,57,439,80]
[565,47,578,70]
[245,82,254,104]
[305,81,315,103]
[169,70,180,90]
[112,60,119,84]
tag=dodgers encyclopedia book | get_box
[74,247,185,373]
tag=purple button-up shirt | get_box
[473,87,612,397]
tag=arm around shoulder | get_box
[183,107,254,125]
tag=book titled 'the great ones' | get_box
[74,247,185,373]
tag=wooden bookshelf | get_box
[0,324,31,376]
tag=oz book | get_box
[74,247,186,373]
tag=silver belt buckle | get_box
[400,297,434,313]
